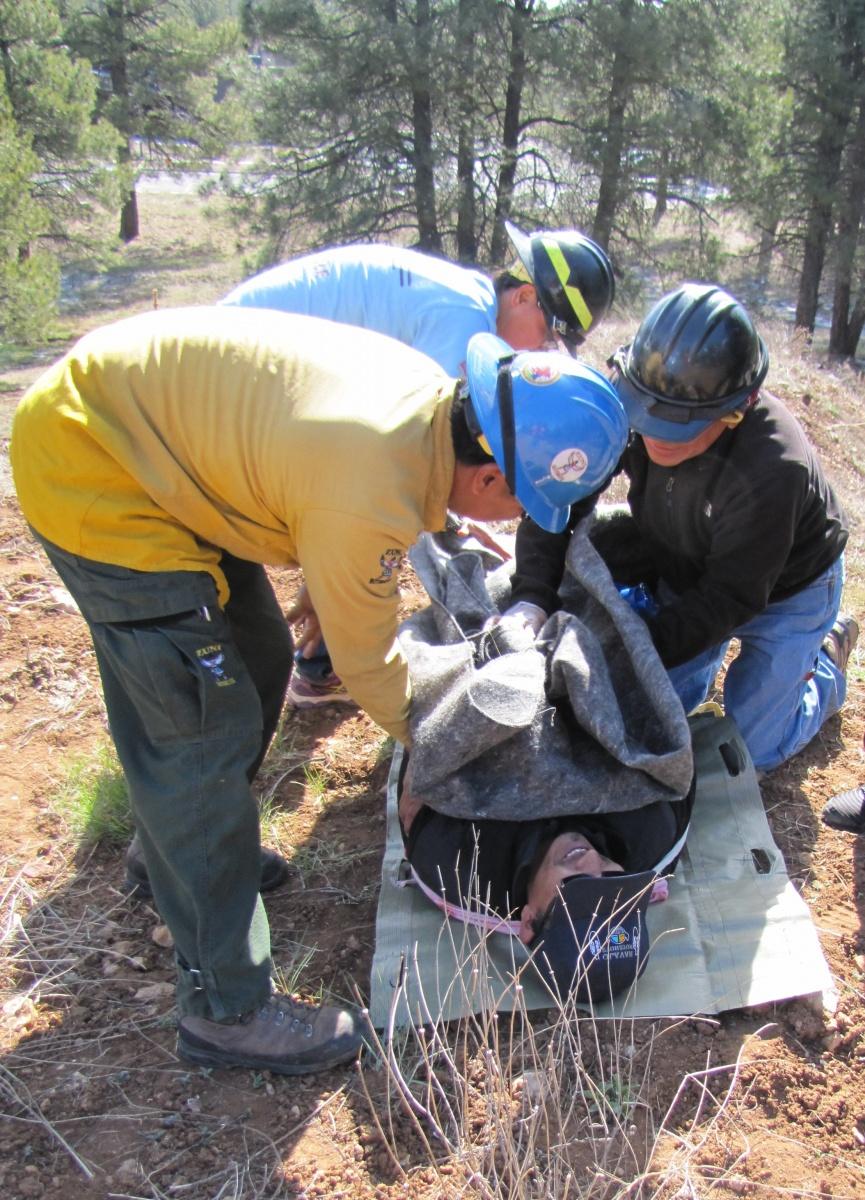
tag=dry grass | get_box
[359,917,784,1200]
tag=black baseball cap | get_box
[529,869,655,1004]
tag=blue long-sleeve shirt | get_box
[221,244,499,378]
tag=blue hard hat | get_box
[465,333,629,533]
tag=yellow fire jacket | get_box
[11,306,458,743]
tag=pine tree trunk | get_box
[757,220,777,284]
[490,0,532,265]
[830,98,865,355]
[455,0,478,262]
[794,137,843,333]
[794,3,858,333]
[411,0,441,254]
[592,0,634,251]
[120,187,139,243]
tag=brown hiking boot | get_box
[177,994,365,1075]
[822,615,859,675]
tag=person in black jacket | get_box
[508,283,855,772]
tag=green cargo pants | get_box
[34,534,293,1020]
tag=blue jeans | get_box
[294,639,335,682]
[665,558,846,771]
[33,534,293,1020]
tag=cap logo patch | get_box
[550,447,588,482]
[521,362,560,386]
[589,924,637,960]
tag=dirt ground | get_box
[1,213,865,1197]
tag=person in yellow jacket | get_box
[11,306,627,1076]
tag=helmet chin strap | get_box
[720,390,760,427]
[496,357,517,493]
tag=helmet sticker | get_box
[550,447,588,482]
[521,362,561,386]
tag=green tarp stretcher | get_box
[369,712,833,1028]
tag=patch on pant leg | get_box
[196,643,237,687]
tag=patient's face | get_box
[525,831,624,922]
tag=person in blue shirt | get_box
[221,226,616,706]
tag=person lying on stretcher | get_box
[398,754,694,1005]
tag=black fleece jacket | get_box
[510,391,848,668]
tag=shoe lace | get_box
[255,993,320,1038]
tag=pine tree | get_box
[0,0,120,340]
[65,0,246,242]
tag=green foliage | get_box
[0,0,123,342]
[65,0,248,161]
[234,0,785,271]
[234,0,571,262]
[54,741,132,849]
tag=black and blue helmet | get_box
[613,283,769,442]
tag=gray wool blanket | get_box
[399,520,693,821]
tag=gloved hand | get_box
[483,600,548,637]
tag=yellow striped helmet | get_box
[505,221,615,351]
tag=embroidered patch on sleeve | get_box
[369,549,404,585]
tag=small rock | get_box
[115,1160,140,1183]
[3,995,35,1022]
[134,982,174,1003]
[151,924,174,949]
[725,1178,749,1195]
[512,1070,549,1103]
[49,585,79,615]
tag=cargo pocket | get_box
[98,608,263,746]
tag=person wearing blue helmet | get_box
[462,332,627,534]
[12,308,627,1076]
[221,233,616,709]
[509,283,854,772]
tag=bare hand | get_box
[458,521,514,561]
[397,761,425,835]
[285,584,322,659]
